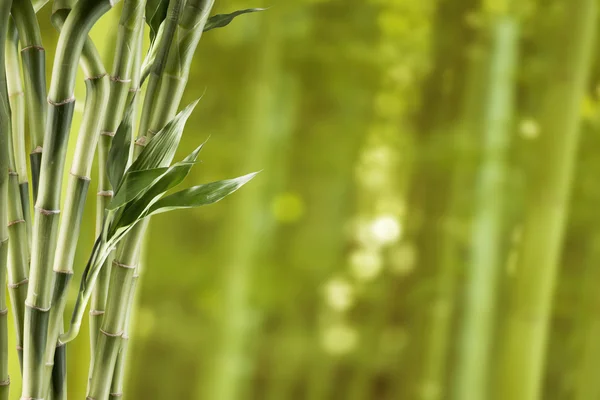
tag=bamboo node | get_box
[32,146,43,154]
[8,219,25,227]
[100,328,123,337]
[109,393,123,397]
[70,171,92,181]
[98,190,114,197]
[128,87,141,93]
[0,377,9,386]
[0,309,8,316]
[110,75,132,83]
[48,96,76,106]
[16,345,22,350]
[90,309,105,316]
[86,72,108,81]
[135,136,148,147]
[9,91,24,98]
[113,260,137,269]
[36,207,60,216]
[21,45,44,52]
[101,130,116,137]
[0,237,8,245]
[8,170,18,176]
[24,302,51,312]
[8,278,29,288]
[52,269,74,275]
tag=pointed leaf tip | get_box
[204,8,267,32]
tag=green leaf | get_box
[107,99,135,190]
[203,8,266,32]
[107,167,169,210]
[129,99,199,172]
[113,144,205,232]
[145,0,169,41]
[146,172,259,216]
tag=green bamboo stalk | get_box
[107,27,145,400]
[4,20,30,370]
[40,2,111,398]
[453,7,518,400]
[21,0,120,398]
[10,0,47,198]
[141,0,214,140]
[91,0,145,360]
[0,0,14,398]
[6,21,32,253]
[494,1,597,399]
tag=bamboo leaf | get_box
[107,100,135,190]
[107,167,169,210]
[112,143,205,232]
[146,172,259,216]
[203,8,266,32]
[129,99,199,172]
[145,0,169,41]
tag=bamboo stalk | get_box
[453,7,519,399]
[21,0,120,397]
[0,0,14,398]
[6,21,32,253]
[4,20,30,370]
[10,0,47,198]
[107,26,145,399]
[91,0,145,360]
[494,1,597,399]
[40,2,111,397]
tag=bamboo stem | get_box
[91,0,145,361]
[453,9,518,400]
[21,0,119,397]
[0,0,14,397]
[494,1,597,398]
[10,0,47,198]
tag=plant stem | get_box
[453,8,518,400]
[91,0,145,362]
[10,0,47,198]
[0,0,14,397]
[21,0,119,397]
[4,20,30,370]
[6,21,32,252]
[494,0,597,399]
[38,3,111,398]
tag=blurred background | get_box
[11,0,600,399]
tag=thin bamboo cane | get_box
[40,3,111,398]
[10,0,47,198]
[21,0,120,397]
[91,0,145,359]
[494,1,597,398]
[5,21,30,370]
[0,1,14,398]
[453,9,518,400]
[107,27,145,400]
[6,22,32,253]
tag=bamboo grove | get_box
[0,0,261,398]
[1,0,600,399]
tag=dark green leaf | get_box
[107,167,169,210]
[203,8,266,32]
[129,99,199,172]
[114,144,205,231]
[107,99,135,190]
[145,0,169,41]
[146,172,259,216]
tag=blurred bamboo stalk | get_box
[494,0,597,398]
[453,3,518,399]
